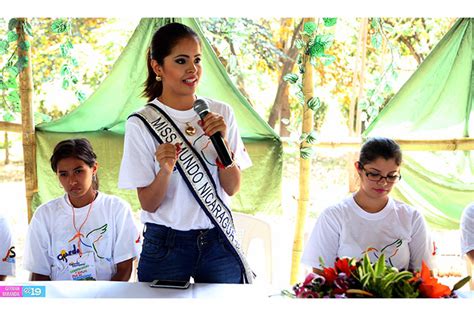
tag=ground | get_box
[0,147,469,290]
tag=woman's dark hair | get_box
[143,22,201,101]
[50,138,99,190]
[359,137,402,166]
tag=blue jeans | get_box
[137,223,243,284]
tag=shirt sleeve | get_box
[118,117,158,189]
[0,217,15,276]
[461,203,474,255]
[224,105,252,171]
[112,199,140,265]
[23,209,54,277]
[408,210,434,270]
[301,208,340,269]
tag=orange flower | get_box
[411,261,451,298]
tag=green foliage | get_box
[354,253,416,298]
[285,18,337,159]
[1,17,135,123]
[323,18,337,27]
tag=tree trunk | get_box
[17,18,37,223]
[4,132,9,165]
[268,59,294,130]
[268,19,304,134]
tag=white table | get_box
[1,281,274,298]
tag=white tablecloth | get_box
[2,281,273,298]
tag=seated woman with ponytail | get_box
[24,138,139,281]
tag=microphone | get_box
[193,99,234,168]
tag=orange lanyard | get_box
[68,197,94,256]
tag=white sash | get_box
[130,103,254,284]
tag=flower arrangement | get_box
[284,254,471,298]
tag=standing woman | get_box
[24,138,139,281]
[302,137,434,273]
[118,22,253,283]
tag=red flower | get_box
[410,261,451,298]
[322,267,338,284]
[335,258,356,277]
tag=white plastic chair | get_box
[232,212,273,284]
[465,255,474,290]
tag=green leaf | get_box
[8,18,18,31]
[358,100,369,110]
[23,21,33,37]
[51,19,69,33]
[283,73,299,84]
[300,147,314,159]
[0,40,9,54]
[66,39,74,49]
[15,56,29,73]
[34,112,52,124]
[451,276,471,292]
[295,39,305,50]
[75,90,86,102]
[71,57,79,67]
[323,18,337,27]
[307,97,321,111]
[305,131,317,144]
[12,101,20,113]
[317,34,335,49]
[371,33,383,49]
[303,22,317,36]
[318,256,326,268]
[60,44,69,58]
[62,78,70,89]
[71,75,79,85]
[7,90,20,103]
[7,31,18,43]
[373,254,386,277]
[371,18,380,29]
[308,41,325,57]
[19,40,31,51]
[0,80,6,90]
[60,64,71,76]
[299,132,308,142]
[6,78,17,89]
[320,54,336,66]
[7,66,19,77]
[3,112,15,122]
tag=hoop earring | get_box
[156,76,162,82]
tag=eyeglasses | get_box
[358,163,402,183]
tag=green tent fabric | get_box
[33,18,282,215]
[365,18,474,229]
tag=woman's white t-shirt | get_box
[0,214,15,276]
[301,195,434,271]
[24,192,140,280]
[461,203,474,255]
[118,97,252,230]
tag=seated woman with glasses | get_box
[302,137,434,273]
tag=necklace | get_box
[161,104,198,136]
[67,193,96,256]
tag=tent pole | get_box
[290,17,315,285]
[17,18,37,223]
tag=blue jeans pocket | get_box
[140,236,170,262]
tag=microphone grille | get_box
[193,98,209,116]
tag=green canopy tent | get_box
[364,18,474,229]
[33,18,282,216]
